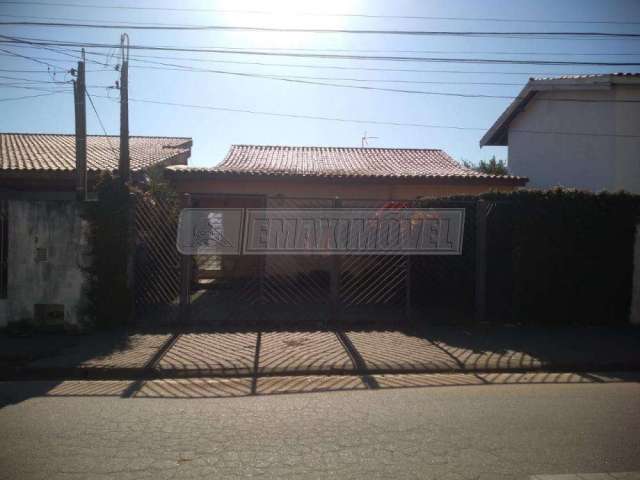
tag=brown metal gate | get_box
[132,191,182,322]
[134,194,481,327]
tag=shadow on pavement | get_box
[1,321,639,407]
[0,329,133,408]
[1,371,639,406]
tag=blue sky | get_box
[1,0,639,167]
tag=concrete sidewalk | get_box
[1,326,639,380]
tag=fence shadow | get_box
[1,371,638,405]
[2,320,639,408]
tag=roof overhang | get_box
[479,75,628,147]
[164,166,528,187]
[0,148,192,191]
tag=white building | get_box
[480,73,640,193]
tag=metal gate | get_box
[132,191,182,322]
[184,196,418,327]
[134,194,480,327]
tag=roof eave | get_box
[165,169,528,187]
[480,83,536,147]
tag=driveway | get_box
[2,326,639,379]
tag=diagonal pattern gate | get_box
[134,194,479,327]
[133,192,182,322]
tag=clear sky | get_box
[1,0,639,167]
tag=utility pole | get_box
[118,33,130,182]
[73,48,87,200]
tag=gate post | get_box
[475,199,488,324]
[179,193,192,323]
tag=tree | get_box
[463,156,509,175]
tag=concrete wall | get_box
[507,86,640,193]
[0,199,88,328]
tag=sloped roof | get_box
[167,145,526,184]
[480,73,640,147]
[0,133,192,172]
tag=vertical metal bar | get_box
[0,200,7,299]
[475,199,488,324]
[179,193,192,323]
[405,199,417,324]
[258,195,267,310]
[127,192,136,324]
[405,256,412,323]
[330,197,342,326]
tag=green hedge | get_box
[420,189,640,325]
[488,189,639,325]
[81,173,133,328]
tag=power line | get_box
[2,21,640,40]
[79,53,640,104]
[0,40,613,77]
[90,94,640,139]
[3,37,640,67]
[136,66,528,87]
[0,67,85,73]
[3,22,639,56]
[0,82,70,93]
[3,43,639,105]
[0,1,638,26]
[115,52,588,76]
[0,63,525,86]
[85,88,118,159]
[0,73,70,84]
[0,50,591,77]
[0,91,64,102]
[0,74,109,90]
[0,46,67,70]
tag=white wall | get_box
[0,199,89,328]
[507,86,640,193]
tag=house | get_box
[0,133,192,327]
[480,73,640,193]
[165,145,526,291]
[165,144,527,201]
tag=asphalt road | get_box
[0,378,639,479]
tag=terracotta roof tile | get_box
[0,133,192,172]
[531,72,640,81]
[168,145,525,183]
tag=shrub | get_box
[81,173,132,328]
[418,189,640,325]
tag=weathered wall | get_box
[507,86,640,193]
[0,199,88,328]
